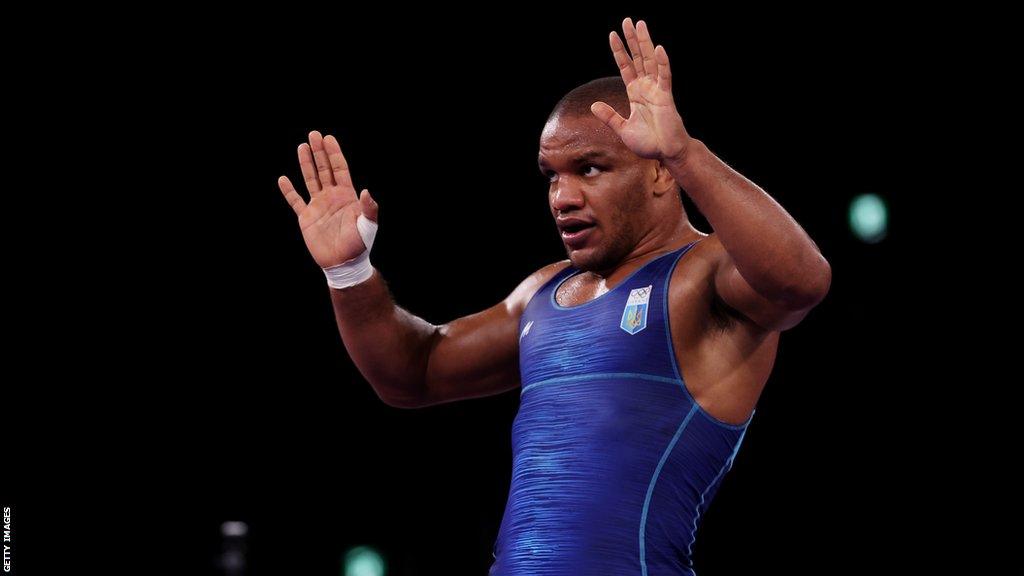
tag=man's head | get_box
[539,77,682,274]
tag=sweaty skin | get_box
[277,18,830,426]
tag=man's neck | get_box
[590,221,705,280]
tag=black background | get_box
[8,7,983,576]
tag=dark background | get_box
[9,7,984,576]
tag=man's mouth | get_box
[559,221,596,248]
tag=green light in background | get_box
[849,193,888,243]
[344,546,385,576]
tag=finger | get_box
[636,20,657,81]
[590,101,627,134]
[359,189,379,222]
[655,45,672,93]
[609,32,637,84]
[622,18,646,77]
[323,135,357,199]
[308,130,335,187]
[277,175,307,216]
[298,143,321,195]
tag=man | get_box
[277,18,830,576]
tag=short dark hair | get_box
[547,76,630,123]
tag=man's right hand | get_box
[278,130,379,268]
[276,134,557,409]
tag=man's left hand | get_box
[591,18,691,164]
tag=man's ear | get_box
[652,160,678,197]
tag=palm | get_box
[591,19,690,162]
[278,131,377,269]
[298,182,363,267]
[617,76,685,159]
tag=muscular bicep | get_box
[419,299,522,406]
[418,260,570,407]
[714,254,814,332]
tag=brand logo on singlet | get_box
[520,320,534,342]
[620,285,652,335]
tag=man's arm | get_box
[665,141,831,331]
[591,18,831,331]
[329,262,565,408]
[278,130,566,408]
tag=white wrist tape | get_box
[323,213,378,289]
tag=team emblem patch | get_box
[620,285,653,335]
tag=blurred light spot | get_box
[849,193,888,243]
[344,546,386,576]
[220,521,248,537]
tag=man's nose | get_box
[550,178,585,212]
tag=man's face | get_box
[539,112,653,273]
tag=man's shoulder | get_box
[531,259,574,281]
[506,259,573,315]
[667,234,727,300]
[670,234,754,331]
[677,233,731,275]
[692,232,727,258]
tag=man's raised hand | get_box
[278,131,378,269]
[591,18,692,163]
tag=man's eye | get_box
[543,171,558,183]
[583,165,603,177]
